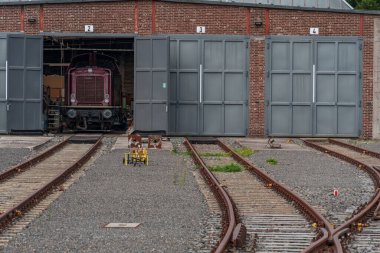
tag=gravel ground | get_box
[3,137,209,253]
[0,135,66,173]
[0,148,32,173]
[248,146,374,225]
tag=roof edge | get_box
[162,0,380,15]
[0,0,378,15]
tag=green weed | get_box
[233,147,255,157]
[266,158,278,165]
[199,152,230,157]
[209,163,242,172]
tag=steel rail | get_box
[303,139,380,252]
[330,138,380,160]
[216,139,335,253]
[184,138,237,253]
[0,138,69,182]
[0,135,102,230]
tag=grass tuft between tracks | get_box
[266,158,278,165]
[233,147,255,157]
[172,148,191,156]
[199,152,231,157]
[209,163,242,172]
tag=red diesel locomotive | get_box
[62,53,125,131]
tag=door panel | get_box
[0,36,6,133]
[7,35,43,132]
[134,37,169,132]
[225,105,245,134]
[267,38,313,136]
[201,39,247,136]
[169,39,200,135]
[314,40,360,136]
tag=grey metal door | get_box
[169,39,200,135]
[266,36,362,137]
[134,37,169,132]
[169,37,248,136]
[1,34,43,133]
[314,39,361,136]
[0,35,7,133]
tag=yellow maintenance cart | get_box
[123,147,148,166]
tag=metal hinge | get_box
[267,71,270,78]
[359,72,362,79]
[246,71,249,78]
[246,42,249,48]
[266,100,269,106]
[359,44,363,51]
[359,100,362,107]
[267,43,270,50]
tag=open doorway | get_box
[43,36,134,132]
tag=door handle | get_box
[199,64,203,103]
[5,60,8,101]
[312,64,316,103]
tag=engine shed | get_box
[0,0,378,138]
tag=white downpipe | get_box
[200,64,203,103]
[312,64,316,103]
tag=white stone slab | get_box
[104,223,140,228]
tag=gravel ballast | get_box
[0,135,66,173]
[248,146,374,224]
[0,148,32,173]
[3,137,209,253]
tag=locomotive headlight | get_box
[102,109,112,119]
[67,109,77,119]
[70,93,76,103]
[104,94,110,104]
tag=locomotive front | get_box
[63,53,124,131]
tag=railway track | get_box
[303,138,380,253]
[0,134,102,236]
[185,137,332,253]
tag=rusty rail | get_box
[0,138,69,182]
[184,138,237,253]
[216,140,334,253]
[330,138,380,160]
[0,135,102,230]
[303,138,380,252]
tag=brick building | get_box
[0,0,378,138]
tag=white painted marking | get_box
[105,223,140,228]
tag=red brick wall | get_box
[362,15,374,138]
[24,5,41,35]
[155,2,247,35]
[44,2,135,34]
[268,9,362,36]
[0,0,375,138]
[250,39,266,137]
[0,6,21,32]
